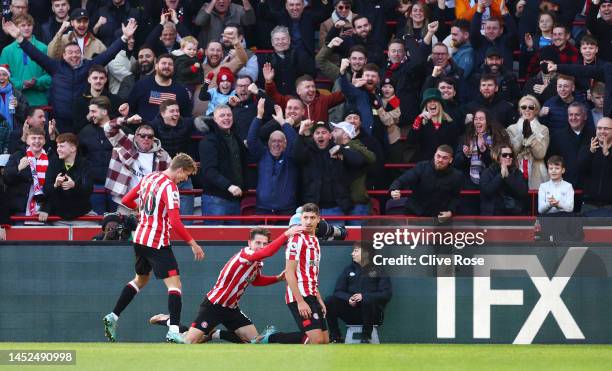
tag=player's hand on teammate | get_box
[297,300,312,319]
[190,241,205,261]
[276,270,285,282]
[284,225,307,237]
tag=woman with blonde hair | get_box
[409,88,460,162]
[506,95,550,189]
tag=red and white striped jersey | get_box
[133,172,180,249]
[285,233,321,304]
[206,248,264,308]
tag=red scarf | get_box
[26,148,48,215]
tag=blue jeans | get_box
[320,206,345,227]
[346,203,371,226]
[201,194,241,225]
[90,184,117,215]
[178,178,195,224]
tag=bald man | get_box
[581,117,612,216]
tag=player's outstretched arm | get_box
[120,183,140,210]
[244,226,307,262]
[168,208,204,261]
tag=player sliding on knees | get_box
[103,153,205,342]
[154,225,305,344]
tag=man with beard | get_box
[586,0,611,63]
[324,15,384,68]
[449,19,474,80]
[259,25,315,95]
[72,65,123,133]
[41,0,70,44]
[264,65,344,123]
[128,54,192,122]
[525,24,578,78]
[390,144,463,221]
[79,96,115,214]
[465,73,516,127]
[221,24,257,82]
[316,39,366,82]
[2,17,137,133]
[469,47,520,105]
[228,75,273,142]
[48,8,106,60]
[117,45,155,100]
[247,98,299,215]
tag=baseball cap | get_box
[330,121,356,139]
[313,121,331,132]
[485,47,502,58]
[70,8,89,21]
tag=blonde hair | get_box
[170,153,197,174]
[518,95,541,114]
[180,36,198,49]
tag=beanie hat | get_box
[216,67,235,85]
[420,88,442,109]
[0,64,10,77]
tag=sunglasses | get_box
[137,134,154,139]
[337,5,351,10]
[500,153,514,158]
[520,105,536,111]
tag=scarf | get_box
[331,10,354,24]
[0,83,14,130]
[26,147,48,216]
[385,56,407,78]
[468,132,493,184]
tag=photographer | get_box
[92,212,137,241]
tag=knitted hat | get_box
[381,77,396,90]
[216,67,234,85]
[420,88,442,109]
[0,64,10,77]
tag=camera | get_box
[93,213,138,241]
[316,219,347,241]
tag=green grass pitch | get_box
[1,343,612,371]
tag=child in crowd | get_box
[172,36,202,89]
[538,155,574,215]
[200,67,236,116]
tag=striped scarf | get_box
[26,147,48,216]
[468,132,492,184]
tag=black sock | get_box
[153,319,189,333]
[168,289,182,326]
[112,282,139,316]
[219,330,244,343]
[268,332,305,344]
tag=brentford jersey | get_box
[285,233,321,304]
[206,248,264,308]
[133,172,180,249]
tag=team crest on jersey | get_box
[200,321,208,329]
[308,259,320,267]
[172,191,179,202]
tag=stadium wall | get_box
[1,243,611,344]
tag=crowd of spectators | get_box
[0,0,611,232]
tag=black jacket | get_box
[548,126,593,188]
[3,149,47,214]
[257,49,314,95]
[580,149,612,205]
[333,261,392,304]
[78,123,113,184]
[326,28,386,69]
[42,154,93,220]
[292,135,363,212]
[151,115,195,158]
[72,87,123,134]
[390,160,463,216]
[465,93,517,127]
[557,62,612,119]
[479,163,529,216]
[198,124,247,200]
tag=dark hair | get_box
[295,74,314,88]
[547,155,565,168]
[236,75,253,83]
[138,44,155,55]
[90,96,112,112]
[249,227,271,241]
[88,64,107,77]
[437,76,457,88]
[224,23,244,36]
[493,144,516,166]
[362,63,379,73]
[156,53,173,63]
[302,203,320,215]
[351,15,369,28]
[436,144,454,156]
[26,106,44,118]
[348,45,367,57]
[387,38,404,48]
[463,108,509,147]
[160,99,179,113]
[580,34,598,47]
[480,73,498,85]
[56,133,79,147]
[452,19,470,32]
[553,23,570,34]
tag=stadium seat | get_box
[240,196,257,216]
[345,325,380,344]
[370,198,381,215]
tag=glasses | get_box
[500,153,514,158]
[137,134,154,139]
[520,105,536,111]
[597,126,612,131]
[337,5,351,10]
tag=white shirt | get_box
[538,179,574,214]
[129,152,154,191]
